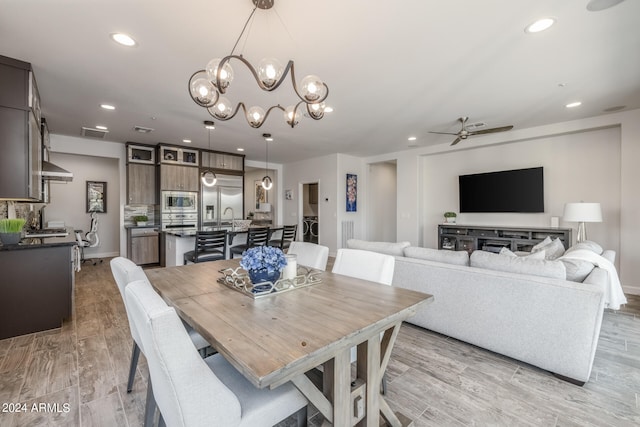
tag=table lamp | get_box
[563,202,602,243]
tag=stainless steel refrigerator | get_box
[201,174,244,230]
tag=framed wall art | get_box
[346,173,357,212]
[86,181,107,213]
[255,180,268,209]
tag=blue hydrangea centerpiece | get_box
[240,246,287,274]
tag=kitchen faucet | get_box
[224,207,235,230]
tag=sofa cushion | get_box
[404,246,469,266]
[566,240,604,256]
[470,250,566,279]
[559,258,595,282]
[532,237,565,260]
[499,247,546,260]
[346,239,410,256]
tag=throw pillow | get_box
[470,250,566,280]
[404,246,470,266]
[499,247,546,260]
[559,258,595,282]
[346,239,410,256]
[531,237,566,260]
[565,240,604,256]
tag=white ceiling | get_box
[1,0,638,164]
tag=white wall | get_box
[49,134,127,256]
[420,126,621,251]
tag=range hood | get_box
[41,160,73,182]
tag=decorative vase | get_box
[249,269,281,284]
[0,232,22,245]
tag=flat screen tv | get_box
[459,167,544,213]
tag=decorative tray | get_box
[217,266,322,299]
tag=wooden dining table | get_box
[145,259,433,427]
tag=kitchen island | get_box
[0,232,76,339]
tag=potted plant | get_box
[240,246,287,286]
[133,215,148,226]
[0,218,26,245]
[444,211,457,223]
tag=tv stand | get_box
[438,224,572,254]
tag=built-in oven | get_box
[161,191,198,213]
[161,212,198,231]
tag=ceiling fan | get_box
[429,117,514,146]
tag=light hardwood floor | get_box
[0,259,638,426]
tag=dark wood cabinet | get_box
[0,245,74,339]
[0,55,41,201]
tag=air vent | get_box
[134,125,154,133]
[81,127,108,139]
[466,122,487,130]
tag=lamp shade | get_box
[563,202,602,222]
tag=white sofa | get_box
[346,239,611,384]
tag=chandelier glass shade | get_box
[188,0,329,129]
[201,121,217,187]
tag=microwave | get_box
[161,191,198,213]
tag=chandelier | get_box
[188,0,329,128]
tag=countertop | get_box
[124,224,159,229]
[164,225,285,239]
[0,232,77,251]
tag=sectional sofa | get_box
[346,239,615,384]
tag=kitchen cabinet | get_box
[127,163,157,204]
[201,150,244,172]
[0,242,74,339]
[160,164,199,192]
[159,145,198,166]
[127,143,155,164]
[129,228,159,265]
[0,55,41,201]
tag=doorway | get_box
[368,161,397,241]
[301,182,319,243]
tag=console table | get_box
[438,224,572,254]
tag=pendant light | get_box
[261,133,273,190]
[201,121,217,187]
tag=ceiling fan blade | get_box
[428,131,460,136]
[469,125,514,135]
[450,137,462,146]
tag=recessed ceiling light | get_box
[237,148,245,152]
[110,33,137,47]
[262,133,274,142]
[525,17,556,33]
[566,101,582,108]
[95,125,108,130]
[323,106,334,113]
[183,139,191,143]
[204,120,215,130]
[100,104,115,110]
[408,136,417,141]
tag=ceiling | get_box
[1,0,638,164]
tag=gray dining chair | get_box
[109,257,210,394]
[124,279,308,427]
[331,248,395,393]
[287,241,329,271]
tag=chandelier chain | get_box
[230,5,258,56]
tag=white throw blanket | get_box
[559,249,627,310]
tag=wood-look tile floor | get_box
[0,259,638,426]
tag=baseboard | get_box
[623,285,640,296]
[85,251,118,259]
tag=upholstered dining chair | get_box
[109,257,210,394]
[230,227,270,258]
[184,229,227,265]
[287,241,329,271]
[124,279,308,427]
[268,224,297,250]
[331,248,395,393]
